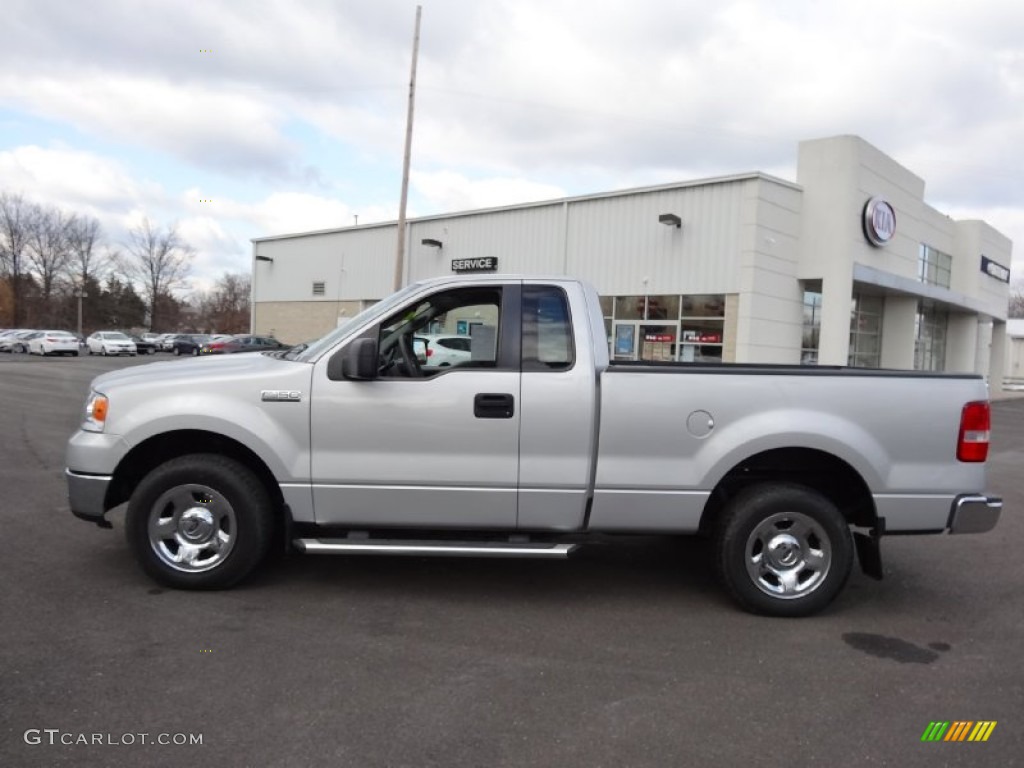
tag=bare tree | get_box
[28,205,74,325]
[1010,281,1024,319]
[61,215,112,334]
[0,192,39,326]
[192,272,251,334]
[65,214,109,285]
[120,218,194,330]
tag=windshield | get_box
[284,281,426,362]
[105,332,130,340]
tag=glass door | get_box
[613,323,637,361]
[613,322,678,361]
[639,323,677,361]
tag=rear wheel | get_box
[715,483,853,617]
[125,454,274,589]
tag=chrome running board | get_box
[294,538,577,559]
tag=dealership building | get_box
[251,135,1013,388]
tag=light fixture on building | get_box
[255,255,274,262]
[658,213,682,228]
[421,238,443,248]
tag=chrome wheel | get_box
[745,511,831,600]
[147,484,237,573]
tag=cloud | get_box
[1,0,1021,283]
[0,74,295,177]
[411,170,565,213]
[0,144,164,211]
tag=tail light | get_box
[957,401,990,462]
[426,348,433,357]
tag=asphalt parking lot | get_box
[1,352,1021,767]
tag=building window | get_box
[849,293,883,368]
[613,295,645,320]
[679,294,725,363]
[918,244,952,288]
[914,300,948,371]
[312,281,326,296]
[801,283,822,365]
[604,293,725,362]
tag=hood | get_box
[90,352,307,395]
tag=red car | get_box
[201,335,290,355]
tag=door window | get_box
[377,287,503,377]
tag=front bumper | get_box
[66,469,113,523]
[948,494,1002,534]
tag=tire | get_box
[191,347,199,356]
[173,348,181,356]
[72,351,79,357]
[714,483,853,617]
[125,454,274,590]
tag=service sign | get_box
[863,197,896,247]
[980,255,1011,284]
[452,257,498,273]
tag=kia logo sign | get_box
[980,255,1011,284]
[451,257,498,273]
[863,197,896,247]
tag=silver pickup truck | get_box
[66,276,1002,616]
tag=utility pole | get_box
[77,285,88,337]
[394,4,422,291]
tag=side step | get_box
[294,537,577,559]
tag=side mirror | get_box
[339,337,379,380]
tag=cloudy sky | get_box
[1,0,1021,293]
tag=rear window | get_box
[522,286,574,371]
[438,338,470,351]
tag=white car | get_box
[29,330,80,356]
[416,334,473,367]
[0,329,37,353]
[87,331,137,356]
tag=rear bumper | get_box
[948,494,1002,534]
[66,469,112,522]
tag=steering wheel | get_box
[397,333,424,378]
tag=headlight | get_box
[83,392,109,432]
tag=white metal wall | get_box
[252,175,787,304]
[252,226,395,303]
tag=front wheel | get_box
[715,483,853,617]
[125,454,274,589]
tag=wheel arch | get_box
[106,430,285,513]
[699,447,877,535]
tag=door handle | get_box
[474,393,515,419]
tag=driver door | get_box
[309,283,522,528]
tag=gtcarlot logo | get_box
[921,721,997,742]
[24,729,203,747]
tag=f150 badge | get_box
[261,390,302,402]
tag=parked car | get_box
[170,334,211,356]
[130,335,158,355]
[0,329,36,353]
[153,334,176,352]
[66,275,1001,617]
[87,331,137,356]
[201,334,289,355]
[28,330,80,356]
[415,333,472,367]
